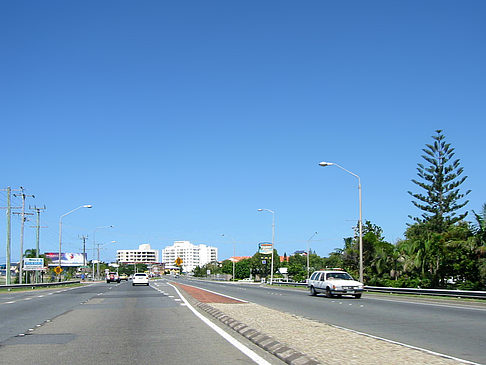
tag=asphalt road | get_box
[173,277,486,365]
[0,282,283,365]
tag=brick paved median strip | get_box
[174,283,465,364]
[174,282,245,303]
[175,282,321,364]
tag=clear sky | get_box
[1,1,485,264]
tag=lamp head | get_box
[319,162,334,167]
[257,209,263,212]
[83,205,93,208]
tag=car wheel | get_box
[309,286,317,296]
[325,287,333,298]
[354,294,362,299]
[132,283,135,286]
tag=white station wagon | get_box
[132,273,149,286]
[308,269,364,299]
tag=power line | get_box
[13,187,35,284]
[29,204,46,283]
[0,187,22,285]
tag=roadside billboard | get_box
[45,252,87,267]
[23,258,44,270]
[258,242,273,254]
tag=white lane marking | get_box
[24,298,32,301]
[166,283,271,365]
[331,323,480,365]
[37,295,44,298]
[367,296,486,312]
[5,301,15,304]
[175,282,248,303]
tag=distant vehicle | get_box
[132,273,149,286]
[119,274,128,281]
[307,269,363,299]
[106,272,120,283]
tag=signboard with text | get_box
[23,258,44,271]
[258,243,273,255]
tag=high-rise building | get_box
[162,241,218,272]
[117,244,159,264]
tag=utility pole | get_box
[2,187,21,285]
[80,235,88,267]
[29,205,46,283]
[13,188,34,284]
[5,187,12,285]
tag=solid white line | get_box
[367,296,486,312]
[166,282,271,365]
[330,323,480,365]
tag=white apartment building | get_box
[162,241,218,272]
[117,244,159,264]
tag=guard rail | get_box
[271,281,486,299]
[364,286,486,299]
[2,280,81,290]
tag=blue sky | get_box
[1,1,485,264]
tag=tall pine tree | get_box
[408,130,470,232]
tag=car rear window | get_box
[134,273,146,276]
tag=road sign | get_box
[54,266,63,274]
[259,243,273,254]
[23,258,44,271]
[175,257,183,266]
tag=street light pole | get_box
[58,205,92,281]
[307,232,318,281]
[319,161,364,283]
[92,225,113,280]
[258,208,276,285]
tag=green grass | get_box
[0,282,84,294]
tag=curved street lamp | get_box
[58,205,92,280]
[257,208,276,285]
[319,161,363,283]
[97,240,116,279]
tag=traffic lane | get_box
[174,278,486,364]
[0,285,85,303]
[0,283,112,343]
[0,280,272,365]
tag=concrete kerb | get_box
[193,301,321,365]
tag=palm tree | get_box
[472,203,486,252]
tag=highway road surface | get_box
[172,277,486,365]
[0,282,283,365]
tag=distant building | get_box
[228,256,251,263]
[294,250,307,256]
[117,244,159,264]
[162,241,218,272]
